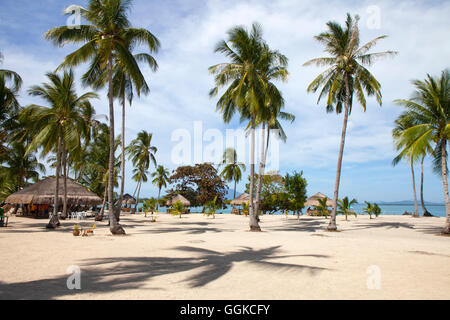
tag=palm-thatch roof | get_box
[115,193,136,205]
[230,193,250,206]
[304,192,334,207]
[5,177,102,205]
[166,194,191,207]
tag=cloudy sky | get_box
[1,0,449,202]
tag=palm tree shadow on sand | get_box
[0,246,330,299]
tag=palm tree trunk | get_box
[248,115,260,231]
[411,159,419,217]
[115,95,126,221]
[254,123,266,219]
[96,185,108,221]
[157,186,161,211]
[441,139,450,234]
[107,52,125,235]
[420,155,432,216]
[328,74,351,231]
[47,132,62,228]
[233,179,237,201]
[61,144,68,219]
[135,181,142,213]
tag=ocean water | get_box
[138,203,447,217]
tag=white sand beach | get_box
[0,213,449,300]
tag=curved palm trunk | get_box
[114,96,126,222]
[411,159,419,217]
[96,185,108,221]
[61,144,68,219]
[328,74,351,231]
[255,123,266,222]
[420,155,432,216]
[135,181,142,213]
[157,186,161,211]
[47,133,62,228]
[441,140,450,234]
[248,115,260,231]
[107,53,125,235]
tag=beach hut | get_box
[5,177,102,216]
[230,193,250,206]
[166,194,191,207]
[115,193,136,210]
[304,192,334,207]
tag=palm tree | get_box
[82,39,159,220]
[394,69,450,233]
[45,0,159,234]
[0,52,22,116]
[363,201,381,219]
[20,70,97,228]
[392,114,431,217]
[219,148,246,201]
[0,52,22,160]
[337,196,358,220]
[303,13,397,231]
[419,154,432,216]
[209,22,287,231]
[151,165,170,211]
[127,130,157,212]
[0,141,45,190]
[313,197,330,218]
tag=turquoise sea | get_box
[138,203,447,217]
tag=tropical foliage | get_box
[337,196,358,220]
[45,0,159,234]
[363,201,381,219]
[393,69,450,233]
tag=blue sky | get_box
[1,0,449,203]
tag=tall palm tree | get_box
[219,148,246,200]
[45,0,159,234]
[419,155,432,216]
[82,40,159,219]
[127,130,157,212]
[392,114,432,217]
[394,69,450,233]
[209,22,287,231]
[151,165,170,211]
[303,13,397,231]
[131,164,149,212]
[19,70,97,228]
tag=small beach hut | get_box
[230,193,250,206]
[304,192,334,207]
[115,193,136,209]
[166,194,191,207]
[5,177,102,216]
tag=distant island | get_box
[377,200,445,206]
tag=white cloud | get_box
[1,0,449,202]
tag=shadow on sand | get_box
[0,245,330,299]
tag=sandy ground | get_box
[0,212,449,300]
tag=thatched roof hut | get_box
[115,193,136,205]
[304,192,334,207]
[166,194,191,207]
[230,193,250,206]
[5,177,102,205]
